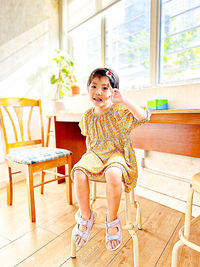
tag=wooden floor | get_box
[0,176,200,267]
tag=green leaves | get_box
[72,74,77,83]
[61,67,70,75]
[50,75,58,84]
[52,58,59,64]
[50,49,77,97]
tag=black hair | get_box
[87,68,119,89]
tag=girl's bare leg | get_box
[105,167,122,250]
[74,169,90,247]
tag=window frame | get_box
[67,0,200,90]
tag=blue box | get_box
[147,99,168,111]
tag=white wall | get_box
[0,0,59,186]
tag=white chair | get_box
[0,97,73,222]
[171,172,200,266]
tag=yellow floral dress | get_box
[71,103,150,192]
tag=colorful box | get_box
[147,99,168,110]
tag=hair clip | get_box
[106,70,112,77]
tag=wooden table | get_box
[54,109,200,171]
[54,113,86,168]
[131,109,200,158]
[54,109,200,202]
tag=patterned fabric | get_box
[71,103,150,192]
[6,147,72,165]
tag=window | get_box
[68,0,200,90]
[159,0,200,83]
[70,15,102,92]
[105,0,151,89]
[102,0,118,8]
[68,0,96,30]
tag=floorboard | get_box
[0,176,199,266]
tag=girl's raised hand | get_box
[111,89,125,104]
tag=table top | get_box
[54,109,200,123]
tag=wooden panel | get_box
[55,110,200,161]
[0,98,39,107]
[151,109,200,114]
[131,123,200,158]
[150,113,200,124]
[55,121,86,167]
[0,98,44,155]
[8,139,42,149]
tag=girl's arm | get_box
[111,89,147,121]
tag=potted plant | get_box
[50,49,77,97]
[50,49,80,111]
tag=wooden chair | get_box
[0,98,72,222]
[71,181,142,267]
[171,172,200,266]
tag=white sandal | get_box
[105,216,122,251]
[72,210,97,247]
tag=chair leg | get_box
[129,229,139,267]
[131,188,142,229]
[171,240,184,267]
[131,188,137,208]
[136,201,142,230]
[125,192,139,267]
[7,167,13,205]
[171,186,194,267]
[125,192,131,224]
[40,171,45,194]
[90,182,96,209]
[92,181,96,200]
[65,156,72,205]
[26,165,36,222]
[184,187,194,238]
[71,234,77,259]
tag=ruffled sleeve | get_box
[79,112,89,136]
[116,104,151,134]
[134,106,151,127]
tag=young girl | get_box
[71,68,150,251]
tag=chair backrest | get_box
[0,98,44,155]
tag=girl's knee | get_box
[105,167,122,186]
[74,169,87,183]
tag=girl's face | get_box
[88,76,113,109]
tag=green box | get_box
[147,99,168,110]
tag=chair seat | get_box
[6,147,72,165]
